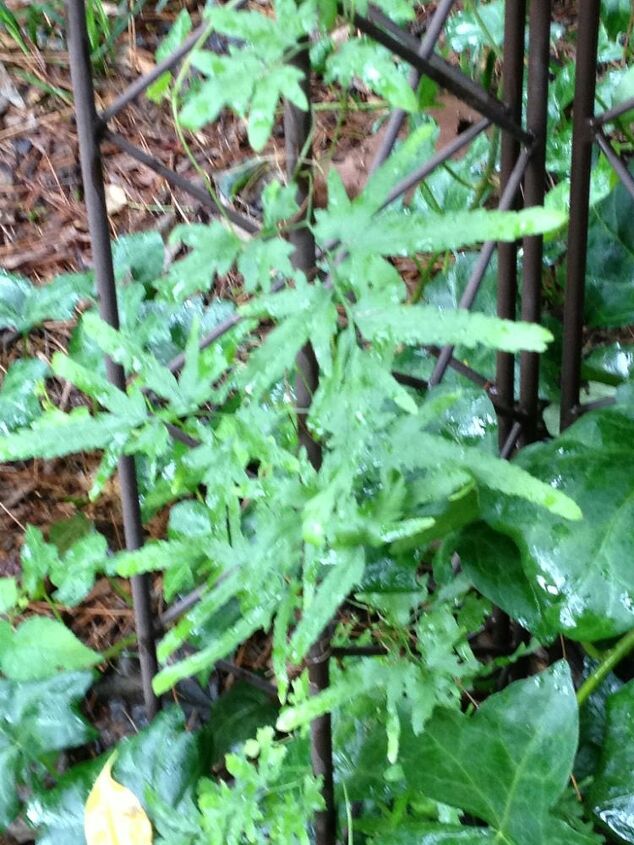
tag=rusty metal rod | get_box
[519,0,551,444]
[104,130,260,235]
[592,95,634,128]
[285,42,336,845]
[66,0,159,717]
[100,22,208,124]
[496,0,526,449]
[560,1,601,431]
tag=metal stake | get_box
[519,0,551,443]
[496,0,526,448]
[285,45,337,845]
[66,0,159,717]
[560,1,601,431]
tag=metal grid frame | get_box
[63,1,629,840]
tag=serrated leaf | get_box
[289,547,365,663]
[0,407,140,462]
[326,39,417,111]
[354,295,553,354]
[165,222,242,300]
[85,755,153,845]
[315,200,566,257]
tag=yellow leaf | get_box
[84,754,153,845]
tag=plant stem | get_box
[576,628,634,706]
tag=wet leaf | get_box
[84,755,153,845]
[458,405,634,641]
[585,177,634,327]
[590,680,634,842]
[400,662,587,845]
[0,617,101,680]
[0,357,49,434]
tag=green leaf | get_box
[400,662,582,845]
[112,231,165,284]
[353,296,553,354]
[0,270,93,334]
[248,65,307,151]
[208,682,279,764]
[583,342,634,386]
[147,9,192,102]
[589,679,634,842]
[0,671,94,828]
[326,40,417,111]
[0,578,18,613]
[315,204,567,257]
[0,407,141,462]
[0,617,101,680]
[585,177,634,327]
[0,357,48,434]
[27,757,103,845]
[165,222,242,300]
[457,406,634,641]
[289,547,365,663]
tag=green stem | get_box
[576,628,634,706]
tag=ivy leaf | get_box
[585,178,634,327]
[0,270,93,334]
[84,754,153,845]
[589,680,634,842]
[400,662,583,845]
[0,357,48,434]
[0,617,101,681]
[457,406,634,641]
[0,671,94,828]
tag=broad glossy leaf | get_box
[589,680,634,842]
[113,707,205,818]
[585,178,634,327]
[400,662,582,845]
[371,825,497,844]
[583,342,634,385]
[84,755,152,845]
[0,671,94,828]
[457,407,634,641]
[0,617,101,680]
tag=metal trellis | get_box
[63,1,631,841]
